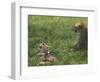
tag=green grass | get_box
[28,15,88,66]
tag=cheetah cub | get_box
[37,43,57,65]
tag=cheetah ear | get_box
[39,43,43,47]
[75,22,84,27]
[79,23,84,28]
